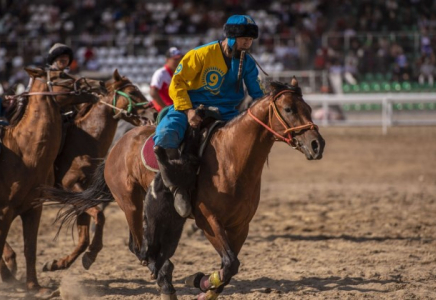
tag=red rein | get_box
[247,89,317,146]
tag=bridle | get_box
[99,82,151,119]
[46,69,96,101]
[247,88,318,147]
[4,70,98,102]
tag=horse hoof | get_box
[198,290,218,300]
[34,287,60,299]
[160,293,177,300]
[197,292,207,300]
[82,253,95,270]
[4,260,17,277]
[0,270,17,283]
[185,272,205,288]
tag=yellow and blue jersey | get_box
[169,40,266,120]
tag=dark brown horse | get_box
[0,67,106,298]
[44,79,325,300]
[41,69,154,273]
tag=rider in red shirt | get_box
[149,47,183,112]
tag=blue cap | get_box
[224,15,258,49]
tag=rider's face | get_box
[54,54,70,70]
[235,37,253,51]
[167,56,182,69]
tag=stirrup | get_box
[173,188,192,218]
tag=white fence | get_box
[305,93,436,134]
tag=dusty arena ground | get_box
[1,126,436,300]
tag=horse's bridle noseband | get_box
[247,89,318,147]
[110,83,150,118]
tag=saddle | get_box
[141,106,224,172]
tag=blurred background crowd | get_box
[1,0,436,96]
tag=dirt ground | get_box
[1,126,436,300]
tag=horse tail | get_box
[43,161,112,233]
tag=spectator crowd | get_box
[1,0,436,94]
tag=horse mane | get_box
[224,80,302,130]
[4,96,29,126]
[270,80,302,96]
[5,68,47,126]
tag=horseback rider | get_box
[22,43,74,94]
[46,43,74,71]
[153,15,266,218]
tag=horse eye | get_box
[284,107,293,113]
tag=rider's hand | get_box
[185,109,202,128]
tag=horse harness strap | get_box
[46,69,93,100]
[247,89,317,147]
[4,90,83,104]
[100,83,151,118]
[5,71,93,102]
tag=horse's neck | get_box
[76,94,119,146]
[10,81,62,160]
[213,101,274,179]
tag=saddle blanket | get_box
[141,133,159,172]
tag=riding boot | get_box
[154,146,193,218]
[170,186,191,218]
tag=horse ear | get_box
[290,76,299,87]
[113,69,122,81]
[24,67,45,78]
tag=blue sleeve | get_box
[243,58,266,99]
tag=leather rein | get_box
[5,70,96,102]
[247,89,318,147]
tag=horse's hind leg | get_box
[43,213,91,272]
[145,176,186,273]
[81,206,105,270]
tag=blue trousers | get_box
[153,106,188,149]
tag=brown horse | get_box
[0,67,106,298]
[44,79,325,300]
[40,69,155,273]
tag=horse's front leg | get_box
[43,213,91,272]
[187,219,248,299]
[21,206,56,298]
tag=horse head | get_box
[265,78,325,160]
[24,67,107,108]
[106,69,156,125]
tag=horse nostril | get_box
[311,140,319,154]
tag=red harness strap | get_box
[248,89,317,146]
